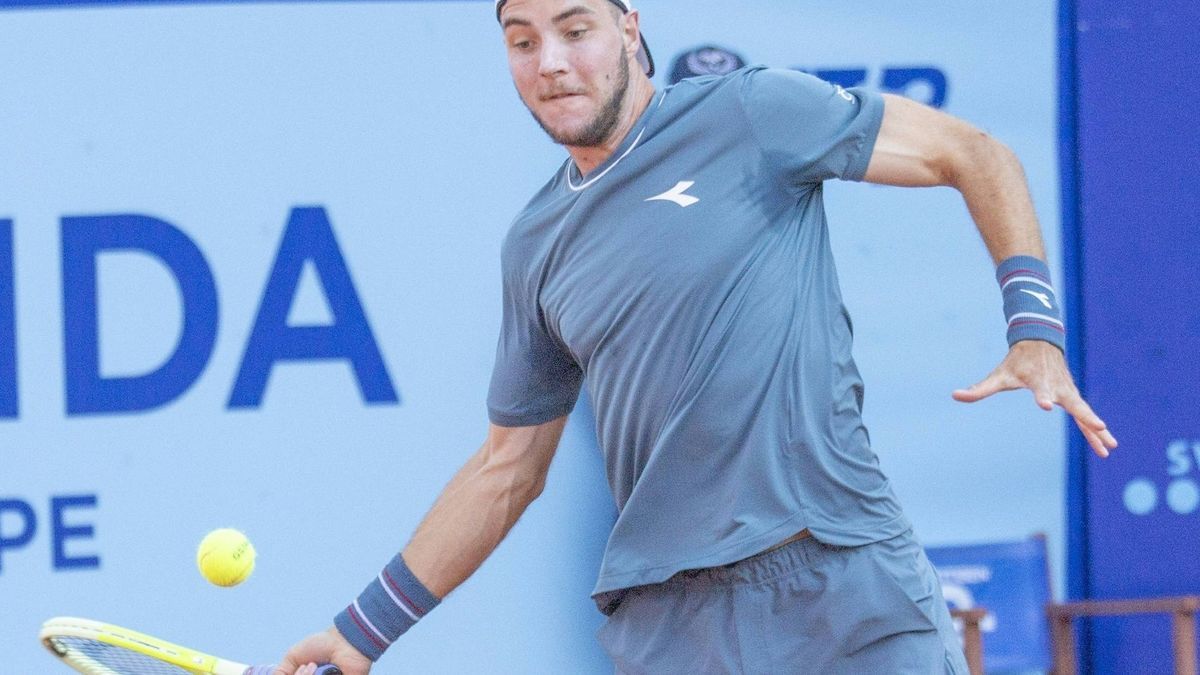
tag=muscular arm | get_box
[862,94,1117,457]
[275,417,568,674]
[864,93,1043,262]
[405,417,568,597]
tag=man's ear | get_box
[622,11,642,62]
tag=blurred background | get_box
[1,0,1195,672]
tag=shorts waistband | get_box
[667,529,831,588]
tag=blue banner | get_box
[1067,0,1200,671]
[928,538,1052,672]
[1,1,1060,671]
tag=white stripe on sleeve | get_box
[1008,312,1065,328]
[378,572,421,622]
[1001,275,1055,293]
[353,599,394,645]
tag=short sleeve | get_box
[739,67,884,187]
[486,245,582,427]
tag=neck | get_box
[566,75,656,176]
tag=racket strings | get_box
[45,635,196,675]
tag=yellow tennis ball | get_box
[196,528,256,587]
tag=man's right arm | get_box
[273,416,569,675]
[405,417,568,597]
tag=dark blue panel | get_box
[0,220,15,419]
[1058,0,1094,666]
[1073,0,1200,672]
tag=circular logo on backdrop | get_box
[1123,477,1200,516]
[669,45,748,84]
[1124,439,1200,517]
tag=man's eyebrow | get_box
[502,5,595,30]
[552,6,595,23]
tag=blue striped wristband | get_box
[996,255,1066,352]
[334,553,440,661]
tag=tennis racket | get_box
[40,616,342,675]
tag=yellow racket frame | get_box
[39,616,251,675]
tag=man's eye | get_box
[566,29,587,39]
[513,39,533,50]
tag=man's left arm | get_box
[862,93,1118,457]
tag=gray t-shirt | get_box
[487,66,910,602]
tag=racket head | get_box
[40,616,248,675]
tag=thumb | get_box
[271,657,302,675]
[953,372,1009,403]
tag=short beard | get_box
[528,52,630,148]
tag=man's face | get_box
[500,0,634,147]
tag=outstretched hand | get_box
[952,340,1118,457]
[272,626,372,675]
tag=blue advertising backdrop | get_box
[1065,0,1200,672]
[1,1,1064,672]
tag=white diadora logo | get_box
[646,180,700,208]
[1019,289,1053,309]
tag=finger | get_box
[1059,392,1119,450]
[273,651,305,675]
[953,371,1017,403]
[1077,418,1110,458]
[1033,388,1055,411]
[1060,392,1107,430]
[1099,427,1118,449]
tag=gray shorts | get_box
[596,530,969,674]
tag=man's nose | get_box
[538,38,570,76]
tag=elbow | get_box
[500,456,549,504]
[477,438,552,507]
[940,130,1019,189]
[524,473,550,502]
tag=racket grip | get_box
[314,667,342,675]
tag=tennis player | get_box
[275,1,1118,672]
